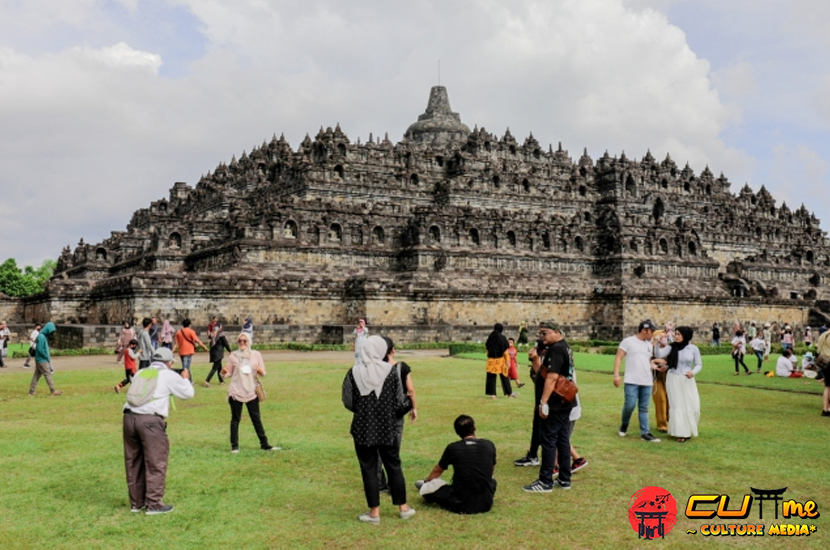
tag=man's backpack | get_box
[127,368,159,407]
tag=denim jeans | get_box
[753,350,764,371]
[180,354,193,371]
[621,383,652,435]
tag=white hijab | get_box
[352,335,393,397]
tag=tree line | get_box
[0,258,56,298]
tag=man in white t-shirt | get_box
[24,324,41,368]
[776,349,802,378]
[613,320,660,442]
[0,321,10,368]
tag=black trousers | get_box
[424,481,496,514]
[228,396,270,449]
[206,361,224,383]
[733,353,749,373]
[486,372,512,396]
[540,408,571,485]
[378,420,404,489]
[527,381,544,458]
[119,369,134,387]
[355,442,406,508]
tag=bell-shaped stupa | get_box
[405,85,470,145]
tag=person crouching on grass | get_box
[415,415,497,514]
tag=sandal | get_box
[677,438,687,443]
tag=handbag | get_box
[552,375,578,403]
[254,377,266,402]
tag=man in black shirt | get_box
[523,321,575,492]
[416,415,497,514]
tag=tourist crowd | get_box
[2,315,829,520]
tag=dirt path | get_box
[0,348,449,373]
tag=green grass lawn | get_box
[0,352,827,549]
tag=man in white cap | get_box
[122,347,194,514]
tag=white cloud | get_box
[769,143,829,210]
[713,61,756,102]
[79,42,162,72]
[0,0,760,266]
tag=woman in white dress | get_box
[652,326,701,443]
[353,319,368,360]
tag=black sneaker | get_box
[571,457,588,473]
[522,479,553,493]
[513,456,539,467]
[641,433,661,443]
[618,424,628,437]
[821,411,830,417]
[146,505,174,515]
[130,505,145,513]
[554,480,572,490]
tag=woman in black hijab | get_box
[652,326,702,443]
[485,323,514,399]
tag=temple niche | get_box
[24,86,830,341]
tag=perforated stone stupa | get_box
[23,86,830,341]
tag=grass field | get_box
[0,350,827,549]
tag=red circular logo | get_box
[628,486,677,540]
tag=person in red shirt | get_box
[114,339,139,393]
[173,319,207,378]
[507,338,525,390]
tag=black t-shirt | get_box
[398,361,411,384]
[540,339,575,412]
[438,438,497,514]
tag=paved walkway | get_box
[0,348,448,373]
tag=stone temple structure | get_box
[20,86,830,342]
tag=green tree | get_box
[0,258,55,297]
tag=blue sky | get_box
[1,0,829,268]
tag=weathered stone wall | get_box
[46,322,588,349]
[0,295,20,323]
[622,298,810,342]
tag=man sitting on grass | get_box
[415,415,497,514]
[775,349,802,378]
